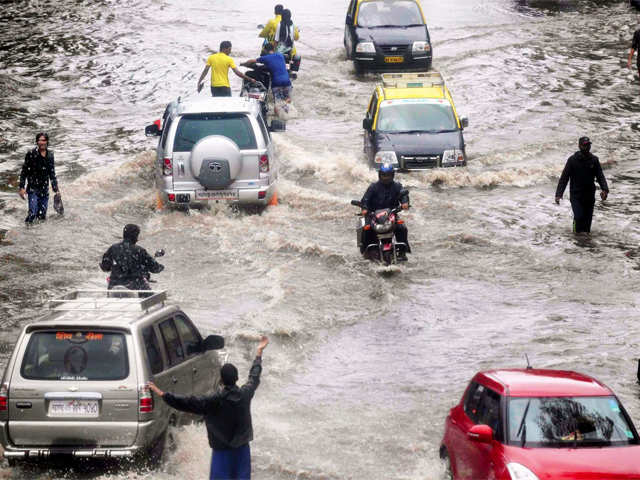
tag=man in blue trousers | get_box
[148,335,269,479]
[18,132,61,223]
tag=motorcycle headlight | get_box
[506,463,540,480]
[442,149,464,166]
[355,42,376,53]
[374,222,393,233]
[374,151,398,164]
[412,41,431,53]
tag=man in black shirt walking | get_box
[627,26,640,79]
[555,137,609,234]
[18,132,60,223]
[148,336,269,480]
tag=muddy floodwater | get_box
[2,0,640,478]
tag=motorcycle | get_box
[351,197,409,266]
[240,59,298,132]
[107,249,165,298]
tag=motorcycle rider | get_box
[274,9,300,58]
[242,43,292,103]
[259,4,284,54]
[100,224,164,292]
[360,163,410,260]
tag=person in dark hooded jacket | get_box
[555,137,609,234]
[100,224,164,291]
[147,336,269,480]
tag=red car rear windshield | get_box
[508,396,639,447]
[21,331,129,381]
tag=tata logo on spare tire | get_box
[208,162,223,172]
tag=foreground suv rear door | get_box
[8,329,139,447]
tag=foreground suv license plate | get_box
[49,400,99,417]
[384,56,404,63]
[195,189,239,200]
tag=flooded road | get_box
[2,0,640,478]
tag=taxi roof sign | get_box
[381,72,445,89]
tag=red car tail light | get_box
[0,382,8,411]
[139,384,153,413]
[163,158,173,176]
[259,154,270,173]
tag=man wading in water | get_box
[18,132,61,223]
[555,137,609,234]
[148,335,269,480]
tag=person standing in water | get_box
[555,137,609,234]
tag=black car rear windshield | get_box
[358,1,423,28]
[173,113,257,152]
[21,331,129,381]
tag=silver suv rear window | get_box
[173,113,257,152]
[21,331,129,381]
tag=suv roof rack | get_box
[48,290,167,313]
[381,72,445,90]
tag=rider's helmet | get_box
[378,163,395,185]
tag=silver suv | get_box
[145,97,278,209]
[0,290,224,464]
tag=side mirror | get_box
[145,120,162,137]
[269,120,286,132]
[154,249,165,258]
[257,24,265,29]
[468,425,493,444]
[203,335,225,351]
[351,199,361,207]
[362,118,372,131]
[399,189,409,197]
[346,14,353,25]
[460,116,469,129]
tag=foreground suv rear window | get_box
[173,113,257,152]
[21,331,129,381]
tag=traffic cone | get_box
[156,192,164,211]
[268,191,278,206]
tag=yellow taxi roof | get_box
[382,86,446,100]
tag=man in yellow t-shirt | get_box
[258,4,283,54]
[197,41,257,97]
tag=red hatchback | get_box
[440,369,640,480]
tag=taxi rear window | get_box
[21,331,129,381]
[173,113,257,152]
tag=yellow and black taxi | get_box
[363,72,468,170]
[344,0,432,74]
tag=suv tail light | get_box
[163,158,173,176]
[0,382,8,411]
[259,154,270,173]
[139,384,153,413]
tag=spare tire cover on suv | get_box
[190,135,242,189]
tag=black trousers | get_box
[211,86,231,97]
[361,224,410,253]
[570,197,595,233]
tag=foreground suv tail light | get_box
[163,158,173,176]
[139,384,153,413]
[259,154,270,173]
[0,382,8,411]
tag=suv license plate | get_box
[195,190,239,200]
[49,400,99,417]
[384,56,404,63]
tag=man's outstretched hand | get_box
[257,335,269,357]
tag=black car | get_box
[344,0,433,74]
[363,73,468,170]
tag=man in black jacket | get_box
[555,137,609,234]
[18,132,60,223]
[360,163,410,259]
[148,336,269,480]
[100,224,164,292]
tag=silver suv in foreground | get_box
[0,290,224,464]
[145,97,278,209]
